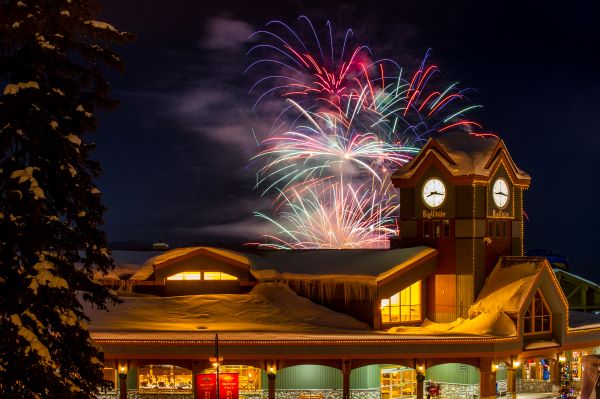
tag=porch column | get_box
[507,368,516,396]
[479,358,496,399]
[118,369,127,399]
[416,360,425,399]
[268,370,276,399]
[342,360,351,399]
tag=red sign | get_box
[219,373,239,399]
[195,373,238,399]
[196,373,216,399]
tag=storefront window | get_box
[381,281,421,323]
[201,365,261,395]
[167,271,238,281]
[381,366,416,399]
[138,365,192,393]
[571,351,588,380]
[523,359,551,381]
[524,291,551,334]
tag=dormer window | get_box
[524,290,551,334]
[166,271,238,281]
[380,281,422,323]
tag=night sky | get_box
[95,1,600,280]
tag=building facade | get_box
[91,133,600,399]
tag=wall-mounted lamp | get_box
[513,360,521,369]
[559,356,567,363]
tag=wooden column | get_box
[268,372,276,399]
[118,371,127,399]
[416,360,425,399]
[507,368,516,396]
[479,358,496,399]
[342,360,351,399]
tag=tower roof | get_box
[391,132,530,186]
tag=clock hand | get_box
[427,191,442,197]
[494,191,508,197]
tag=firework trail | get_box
[246,17,490,249]
[250,177,399,249]
[252,99,420,196]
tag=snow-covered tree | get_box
[0,1,131,397]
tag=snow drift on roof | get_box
[386,311,516,337]
[393,132,529,180]
[470,257,546,314]
[84,282,369,333]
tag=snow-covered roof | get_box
[87,282,514,340]
[555,269,600,290]
[127,246,436,283]
[387,311,516,337]
[470,257,548,314]
[246,246,435,281]
[392,131,530,182]
[85,282,369,333]
[129,247,251,281]
[569,311,600,330]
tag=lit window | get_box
[523,290,551,334]
[167,272,201,280]
[203,271,237,281]
[381,281,421,323]
[166,271,238,281]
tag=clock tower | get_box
[390,132,530,321]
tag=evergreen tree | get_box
[0,1,131,397]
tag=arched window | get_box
[380,281,422,323]
[166,271,237,281]
[523,290,551,334]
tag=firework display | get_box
[247,17,487,249]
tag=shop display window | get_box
[381,366,416,399]
[571,351,588,380]
[381,281,421,323]
[138,365,192,393]
[201,365,262,394]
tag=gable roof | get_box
[130,247,251,281]
[470,256,567,315]
[391,132,530,186]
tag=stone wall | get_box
[97,391,193,399]
[429,382,479,399]
[258,389,380,399]
[516,379,553,393]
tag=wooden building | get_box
[91,133,600,399]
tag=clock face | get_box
[492,178,509,208]
[422,178,446,208]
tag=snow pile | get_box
[386,311,516,337]
[470,258,544,314]
[85,282,369,333]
